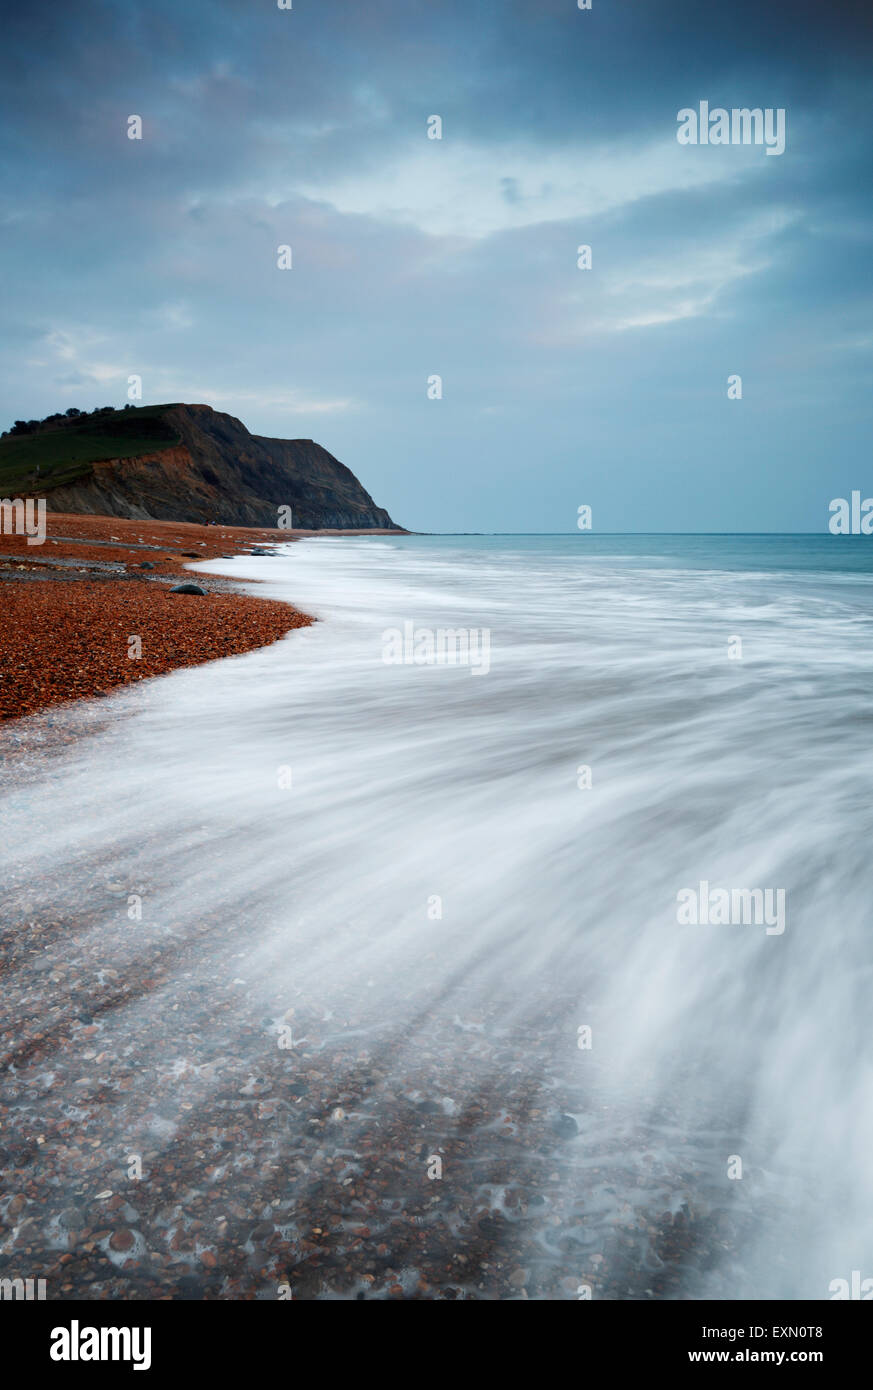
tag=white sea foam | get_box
[3,534,872,1298]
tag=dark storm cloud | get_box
[0,0,871,530]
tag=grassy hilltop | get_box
[0,405,181,495]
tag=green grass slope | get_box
[0,405,182,495]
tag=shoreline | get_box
[0,512,318,722]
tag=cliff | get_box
[1,403,400,529]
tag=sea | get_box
[2,533,872,1299]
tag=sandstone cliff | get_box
[18,403,400,529]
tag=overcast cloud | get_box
[1,0,871,530]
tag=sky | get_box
[1,0,871,532]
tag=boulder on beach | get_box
[550,1112,579,1140]
[169,582,207,595]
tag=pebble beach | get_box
[0,512,312,721]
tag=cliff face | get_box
[39,404,400,529]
